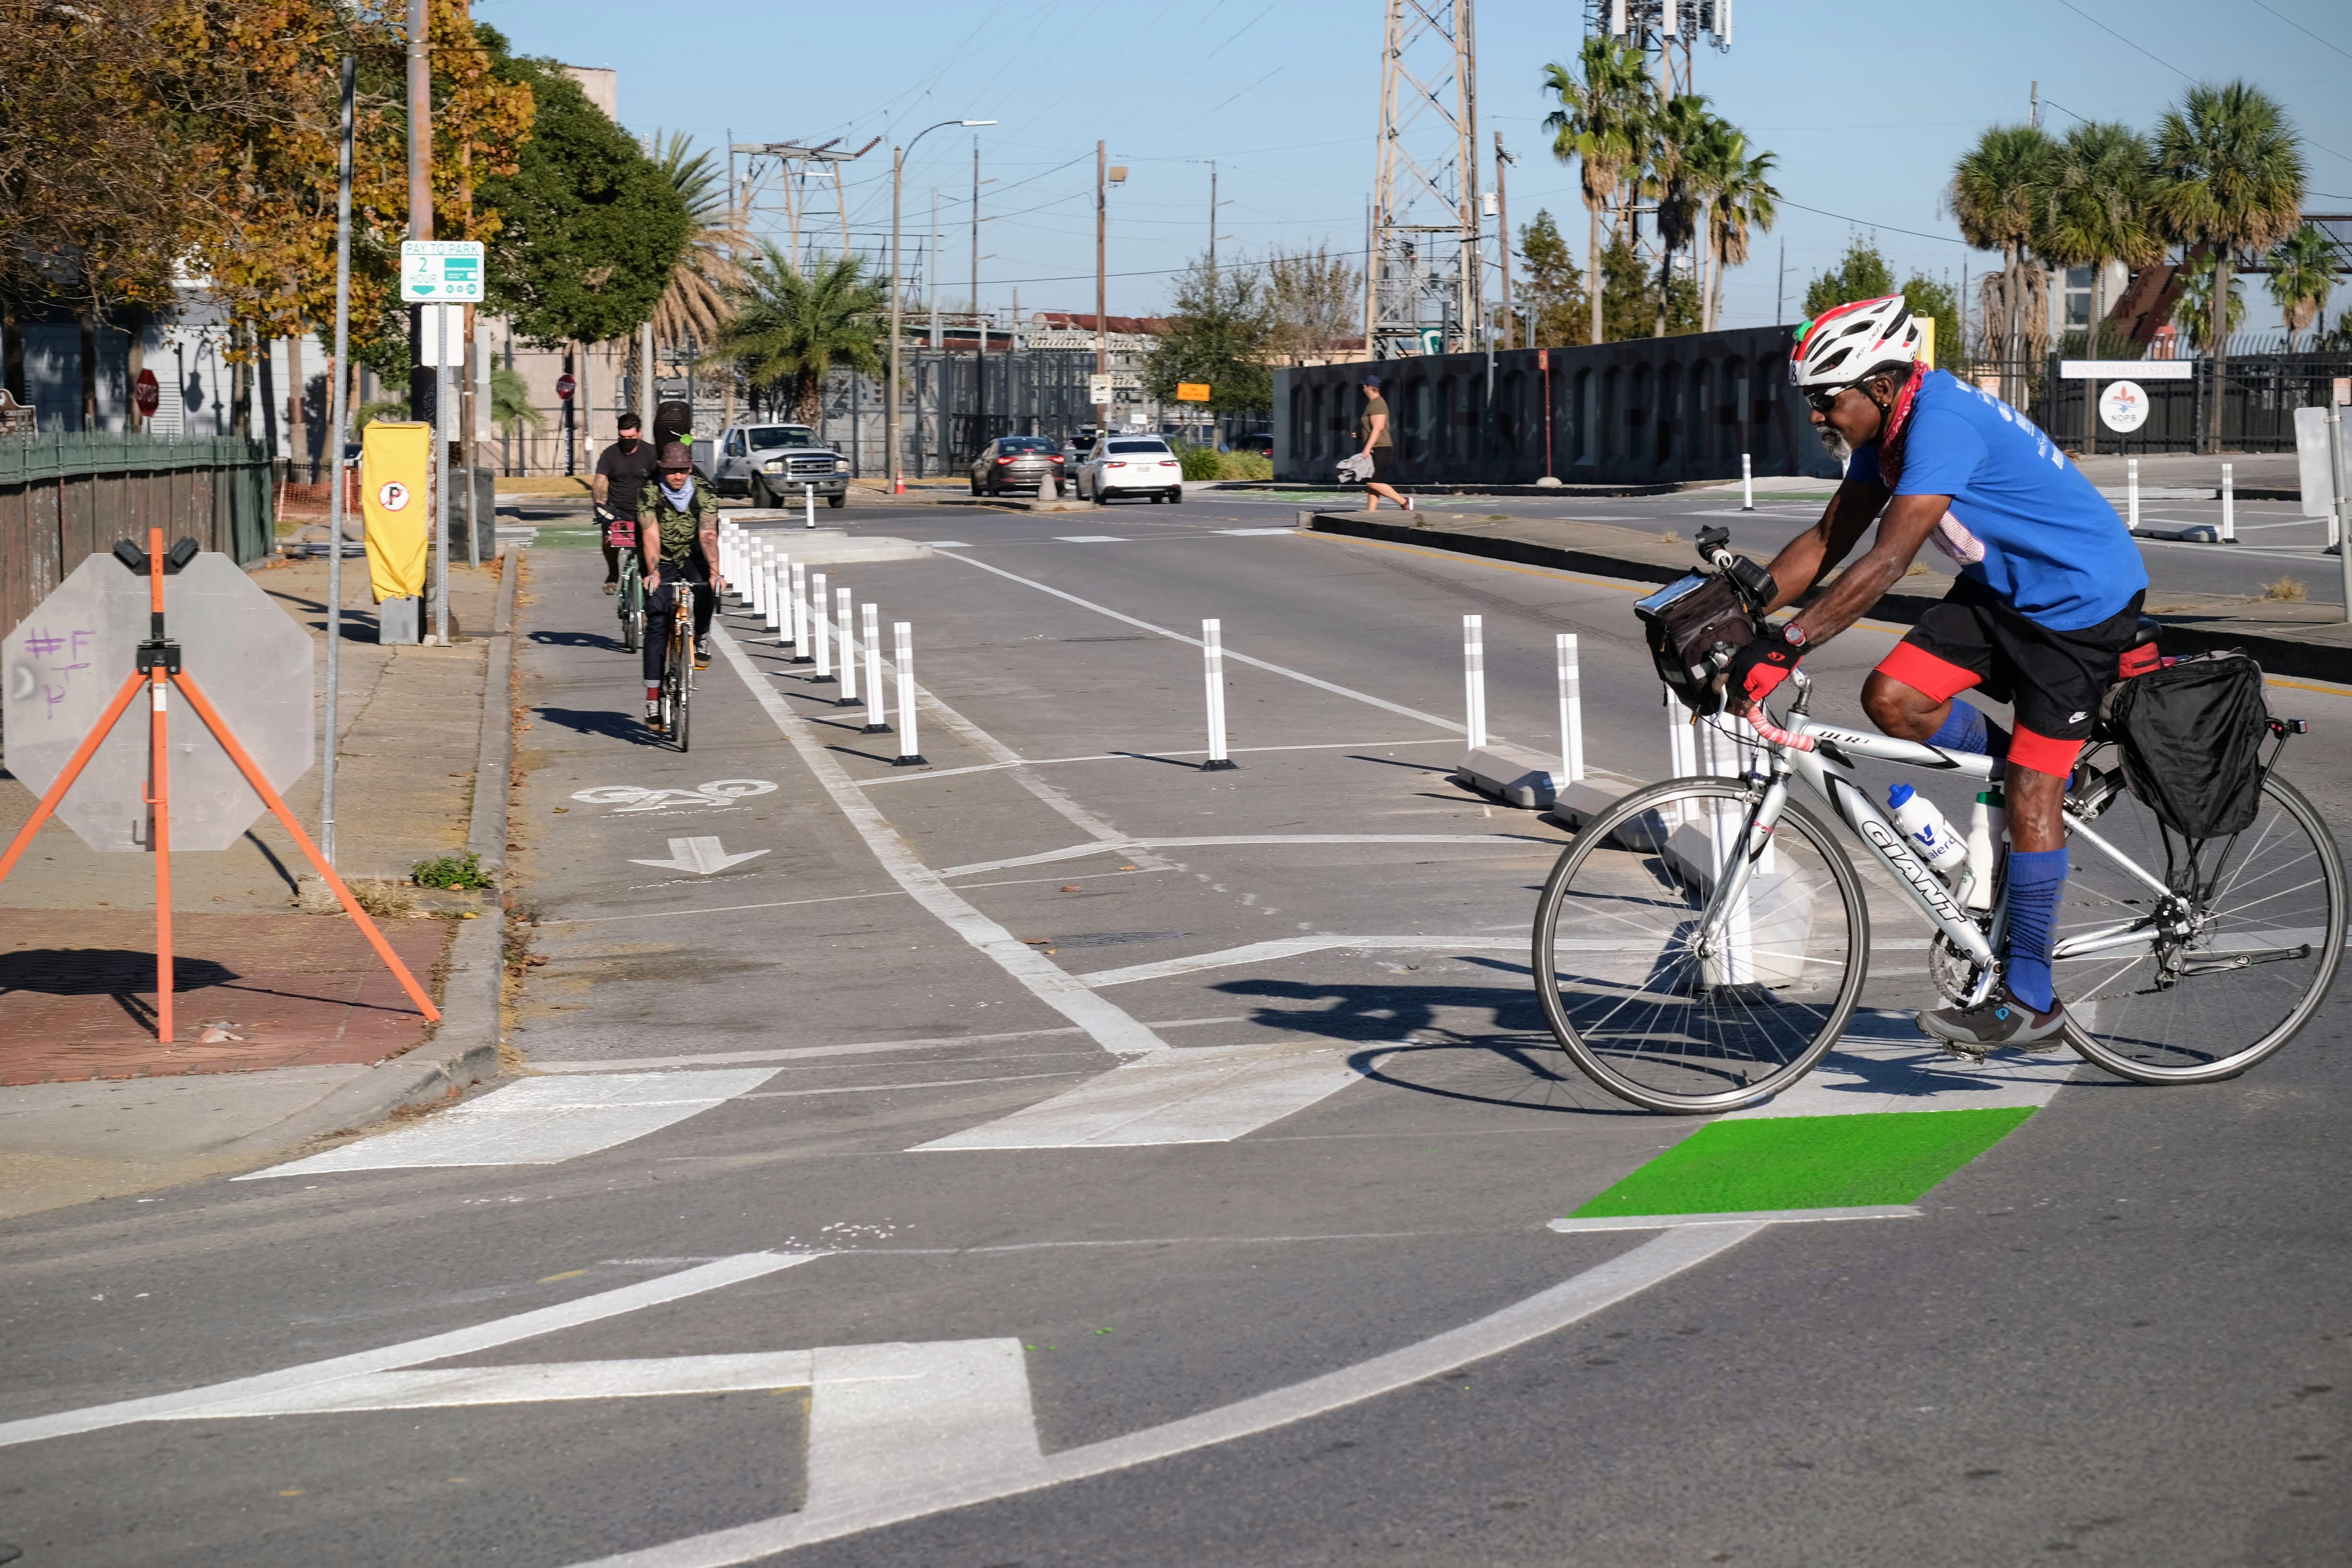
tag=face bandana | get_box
[660,474,695,509]
[1870,363,1928,487]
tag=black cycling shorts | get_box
[1875,576,2144,778]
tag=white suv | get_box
[1076,438,1183,504]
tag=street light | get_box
[890,119,994,494]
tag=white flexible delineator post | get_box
[790,562,812,663]
[1557,632,1583,785]
[2127,457,2140,530]
[763,546,782,634]
[2221,462,2235,542]
[803,482,816,530]
[1201,618,1237,772]
[1463,615,1487,753]
[810,571,834,682]
[1741,452,1754,512]
[835,587,858,705]
[861,604,890,734]
[891,622,925,766]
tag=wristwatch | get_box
[1779,620,1809,649]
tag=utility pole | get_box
[2030,80,2040,130]
[928,189,941,350]
[973,137,984,448]
[1095,140,1108,430]
[1208,161,1218,279]
[405,0,433,422]
[1493,132,1515,350]
[1775,236,1789,324]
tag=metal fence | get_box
[809,350,1105,479]
[0,433,273,643]
[2026,352,2352,455]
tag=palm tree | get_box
[1645,93,1717,337]
[2150,80,2306,451]
[648,130,752,351]
[1696,127,1777,333]
[1542,36,1654,346]
[715,245,888,423]
[1946,123,2058,407]
[2039,122,2163,361]
[2266,223,2336,352]
[2170,253,2245,352]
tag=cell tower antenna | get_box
[1368,0,1482,359]
[1589,0,1733,96]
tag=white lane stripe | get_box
[239,1071,781,1176]
[1549,1205,1921,1232]
[1077,934,1524,988]
[940,549,1470,735]
[910,1040,1380,1151]
[715,627,1172,1058]
[1055,534,1126,542]
[528,1017,1249,1074]
[160,1353,823,1418]
[1216,527,1297,535]
[937,833,1551,879]
[0,1253,812,1450]
[562,1225,1759,1568]
[852,736,1458,787]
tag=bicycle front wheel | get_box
[2058,770,2345,1084]
[667,633,692,753]
[1533,777,1870,1114]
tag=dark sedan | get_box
[969,436,1067,497]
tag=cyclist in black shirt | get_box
[594,413,659,593]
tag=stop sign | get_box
[555,373,576,401]
[133,368,160,418]
[2,552,314,852]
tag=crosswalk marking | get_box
[238,1070,781,1177]
[910,1039,1376,1151]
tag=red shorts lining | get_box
[1874,642,1980,703]
[2007,724,2083,778]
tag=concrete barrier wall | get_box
[1273,327,1841,488]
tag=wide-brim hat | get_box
[656,441,693,472]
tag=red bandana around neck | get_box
[1870,363,1929,486]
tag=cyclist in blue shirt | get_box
[1721,294,2151,1053]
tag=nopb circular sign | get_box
[2099,379,2150,433]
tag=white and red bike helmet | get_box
[1790,293,1921,392]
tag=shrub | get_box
[413,851,497,890]
[1177,445,1224,481]
[1218,451,1273,480]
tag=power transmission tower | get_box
[731,137,882,266]
[1588,0,1734,94]
[1367,0,1482,359]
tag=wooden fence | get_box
[0,433,273,643]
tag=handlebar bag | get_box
[2097,650,2268,839]
[1635,571,1755,717]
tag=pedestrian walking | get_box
[1357,372,1414,513]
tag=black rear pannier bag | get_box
[2098,650,2269,839]
[1636,572,1755,716]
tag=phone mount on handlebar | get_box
[1634,530,1780,715]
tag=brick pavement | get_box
[0,909,452,1084]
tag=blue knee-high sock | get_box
[1927,699,2012,777]
[2003,848,2067,1014]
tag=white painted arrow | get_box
[630,836,770,875]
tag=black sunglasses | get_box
[1804,383,1857,415]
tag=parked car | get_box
[1076,437,1183,504]
[970,435,1066,497]
[1231,432,1273,459]
[695,422,850,508]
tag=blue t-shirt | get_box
[1847,370,2147,631]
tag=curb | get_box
[224,546,521,1156]
[1238,480,1684,499]
[1304,511,2352,686]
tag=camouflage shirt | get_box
[639,477,721,566]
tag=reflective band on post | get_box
[1557,632,1583,784]
[835,587,858,706]
[861,604,890,734]
[1201,619,1236,772]
[810,572,834,682]
[891,623,925,766]
[1463,615,1486,753]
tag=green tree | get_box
[715,246,887,423]
[1598,233,1694,341]
[2266,223,2336,352]
[478,52,688,347]
[1803,236,1896,318]
[1645,92,1719,336]
[1517,209,1589,346]
[1265,245,1361,357]
[2170,253,2244,352]
[2150,80,2306,449]
[1542,36,1655,349]
[1144,255,1272,414]
[2037,122,2162,361]
[490,362,546,434]
[1946,123,2059,403]
[647,129,749,349]
[1901,273,1963,373]
[1696,126,1777,331]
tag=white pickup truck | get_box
[693,422,850,508]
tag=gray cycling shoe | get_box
[1917,996,2067,1057]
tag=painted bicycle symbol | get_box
[569,779,778,814]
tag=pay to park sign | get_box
[400,239,485,303]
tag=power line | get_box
[1774,198,1977,248]
[2051,0,2195,82]
[2245,0,2352,62]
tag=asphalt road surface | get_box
[3,487,2347,1566]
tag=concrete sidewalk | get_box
[0,550,523,1217]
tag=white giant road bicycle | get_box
[1532,536,2345,1115]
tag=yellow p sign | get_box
[361,421,432,603]
[1176,382,1212,403]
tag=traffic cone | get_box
[893,477,905,494]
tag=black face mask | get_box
[617,433,642,449]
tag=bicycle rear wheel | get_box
[1532,777,1869,1114]
[621,570,644,653]
[2057,770,2344,1083]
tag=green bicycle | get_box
[617,548,646,654]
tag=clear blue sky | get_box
[482,0,2352,333]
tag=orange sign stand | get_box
[0,530,439,1042]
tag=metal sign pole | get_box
[322,55,355,864]
[2332,401,2352,624]
[434,303,451,644]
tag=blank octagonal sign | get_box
[2,551,314,852]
